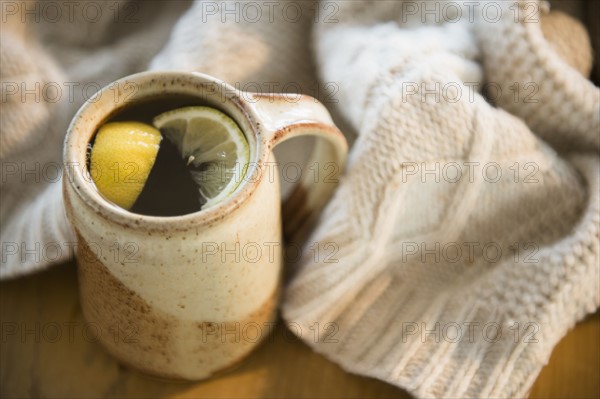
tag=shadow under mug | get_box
[62,71,347,380]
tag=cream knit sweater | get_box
[1,1,599,397]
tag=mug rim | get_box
[63,71,269,232]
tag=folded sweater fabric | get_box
[1,1,598,397]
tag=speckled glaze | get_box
[63,71,347,380]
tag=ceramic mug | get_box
[62,71,347,380]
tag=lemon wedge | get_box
[89,121,162,209]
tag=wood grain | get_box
[1,262,598,398]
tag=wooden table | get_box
[1,262,598,398]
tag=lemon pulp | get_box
[89,121,162,209]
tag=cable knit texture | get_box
[476,0,600,152]
[1,1,599,398]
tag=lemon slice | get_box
[153,106,250,210]
[90,121,162,209]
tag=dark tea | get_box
[88,95,211,216]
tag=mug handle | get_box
[244,93,348,243]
